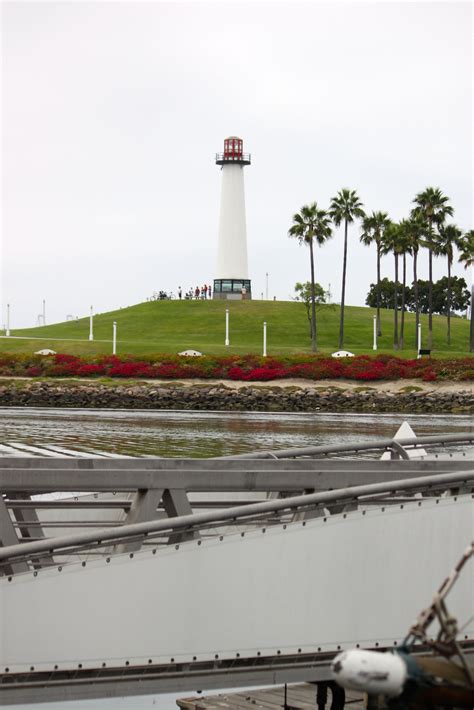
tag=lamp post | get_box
[89,306,94,341]
[6,303,10,337]
[225,308,229,347]
[265,272,269,300]
[42,299,46,326]
[263,321,267,357]
[112,321,117,355]
[373,315,377,351]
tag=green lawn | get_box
[0,300,471,358]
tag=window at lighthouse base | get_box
[213,279,252,298]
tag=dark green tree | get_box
[288,204,333,352]
[365,278,410,309]
[329,189,365,349]
[404,277,470,315]
[360,211,390,337]
[412,187,453,349]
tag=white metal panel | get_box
[216,164,248,279]
[1,496,473,673]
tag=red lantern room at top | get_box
[216,136,251,166]
[224,137,242,159]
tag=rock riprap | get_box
[0,381,472,413]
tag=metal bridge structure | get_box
[0,433,473,705]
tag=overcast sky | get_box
[1,0,472,329]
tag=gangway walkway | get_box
[0,433,473,705]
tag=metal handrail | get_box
[1,470,472,565]
[219,433,474,460]
[215,152,251,163]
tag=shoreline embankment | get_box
[0,379,472,414]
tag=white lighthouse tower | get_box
[213,136,252,300]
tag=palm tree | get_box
[329,189,365,349]
[395,220,412,350]
[434,224,463,345]
[360,211,390,337]
[382,222,403,350]
[412,187,453,349]
[288,203,333,352]
[404,213,426,346]
[457,230,474,352]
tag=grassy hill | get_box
[0,300,471,358]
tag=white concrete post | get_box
[112,321,117,355]
[417,322,422,358]
[225,308,229,347]
[6,303,10,337]
[42,299,46,326]
[372,316,377,351]
[263,321,267,357]
[89,306,94,341]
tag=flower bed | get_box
[0,353,472,382]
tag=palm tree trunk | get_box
[376,244,382,337]
[447,256,451,346]
[413,249,419,348]
[428,218,433,350]
[400,253,406,349]
[339,219,348,349]
[309,238,317,352]
[470,280,474,352]
[394,253,399,350]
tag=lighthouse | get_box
[213,137,251,300]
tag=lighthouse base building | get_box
[213,137,251,300]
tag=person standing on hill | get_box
[178,286,182,300]
[195,286,200,300]
[203,284,208,299]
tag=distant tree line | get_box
[365,277,470,316]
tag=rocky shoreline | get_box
[0,380,472,413]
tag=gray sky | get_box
[2,1,472,329]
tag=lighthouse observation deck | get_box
[216,136,251,165]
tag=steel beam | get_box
[0,460,472,493]
[163,489,200,544]
[1,470,472,564]
[8,494,53,569]
[0,498,28,575]
[115,488,164,554]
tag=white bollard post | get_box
[89,306,94,341]
[417,322,422,358]
[373,315,377,351]
[225,308,229,347]
[112,321,117,355]
[263,321,267,357]
[6,303,10,337]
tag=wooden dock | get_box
[177,683,365,710]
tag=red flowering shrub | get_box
[0,352,470,382]
[77,364,105,377]
[108,362,154,378]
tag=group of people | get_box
[178,285,212,300]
